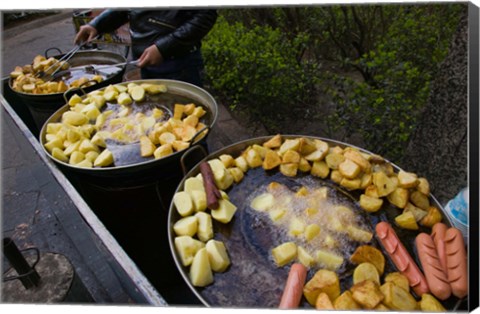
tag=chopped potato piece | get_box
[350,280,384,309]
[387,187,409,208]
[395,211,419,230]
[205,239,230,272]
[311,160,330,178]
[211,198,237,224]
[280,163,298,177]
[189,248,213,287]
[384,272,410,292]
[250,193,274,211]
[315,292,334,310]
[297,246,315,268]
[353,262,380,285]
[263,134,282,149]
[420,206,443,227]
[380,282,417,311]
[174,235,205,266]
[338,159,361,179]
[173,216,198,237]
[262,149,282,170]
[419,293,446,312]
[303,269,341,306]
[360,194,384,212]
[417,177,431,195]
[325,153,345,170]
[173,191,194,217]
[398,170,419,188]
[334,291,362,310]
[350,245,385,275]
[410,190,430,210]
[316,250,344,270]
[272,242,297,267]
[195,211,214,242]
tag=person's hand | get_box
[74,24,98,45]
[137,45,164,68]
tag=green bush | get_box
[202,15,321,132]
[326,4,463,161]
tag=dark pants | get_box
[140,50,205,88]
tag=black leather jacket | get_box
[89,9,217,60]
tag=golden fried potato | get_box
[343,149,371,173]
[262,148,282,170]
[410,190,430,210]
[380,282,417,311]
[338,158,361,179]
[397,170,419,188]
[387,187,409,208]
[403,202,428,222]
[394,211,419,230]
[359,194,384,212]
[353,262,380,285]
[373,171,397,197]
[420,206,443,227]
[350,245,385,275]
[311,160,330,178]
[350,280,384,309]
[384,272,410,292]
[417,177,431,195]
[303,269,341,306]
[315,292,334,310]
[419,293,446,312]
[325,152,345,170]
[333,291,362,310]
[262,134,282,149]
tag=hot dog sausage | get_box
[279,263,308,309]
[431,223,449,275]
[444,227,468,298]
[200,162,221,209]
[415,233,452,300]
[375,221,429,296]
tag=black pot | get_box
[39,79,218,193]
[9,49,127,133]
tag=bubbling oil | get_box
[246,176,373,271]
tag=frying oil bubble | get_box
[247,177,372,271]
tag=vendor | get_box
[74,9,218,87]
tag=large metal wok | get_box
[39,79,217,189]
[9,49,127,132]
[168,135,461,309]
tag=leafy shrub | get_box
[326,4,464,161]
[202,15,321,132]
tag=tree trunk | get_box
[402,8,468,205]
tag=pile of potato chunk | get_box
[43,82,208,168]
[10,55,103,94]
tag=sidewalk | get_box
[1,10,265,304]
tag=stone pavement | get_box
[1,10,267,304]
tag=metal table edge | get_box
[1,94,168,306]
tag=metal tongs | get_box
[50,60,139,80]
[36,36,99,80]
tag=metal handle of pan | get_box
[44,47,63,59]
[62,79,98,103]
[180,144,208,176]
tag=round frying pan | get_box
[168,135,460,309]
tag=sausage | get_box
[415,233,452,300]
[444,227,468,298]
[200,162,222,209]
[375,221,430,296]
[279,263,308,309]
[431,223,449,275]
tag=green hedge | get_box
[202,15,321,131]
